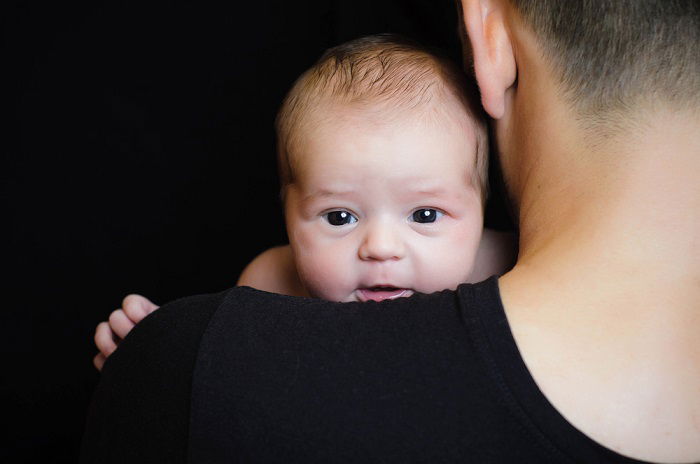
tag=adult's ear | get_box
[460,0,516,119]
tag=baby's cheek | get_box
[290,224,352,300]
[414,235,480,293]
[295,252,353,301]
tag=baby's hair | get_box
[276,33,488,203]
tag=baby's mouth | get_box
[357,286,413,302]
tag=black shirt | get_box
[81,277,660,463]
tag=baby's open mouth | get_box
[357,286,413,302]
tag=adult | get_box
[81,0,699,462]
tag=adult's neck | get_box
[498,103,700,462]
[511,103,699,301]
[496,20,700,299]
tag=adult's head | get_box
[457,0,699,246]
[457,3,700,461]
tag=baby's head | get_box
[276,34,488,302]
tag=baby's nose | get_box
[358,221,405,261]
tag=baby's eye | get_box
[323,210,358,226]
[411,208,443,224]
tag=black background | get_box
[4,1,513,461]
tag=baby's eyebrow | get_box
[300,188,356,203]
[404,185,452,197]
[413,187,446,195]
[400,184,472,203]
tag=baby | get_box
[94,34,516,369]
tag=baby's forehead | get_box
[282,95,486,205]
[299,92,479,141]
[292,104,478,178]
[289,98,478,170]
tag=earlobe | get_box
[460,0,516,119]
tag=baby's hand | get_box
[93,294,159,371]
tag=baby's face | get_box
[284,104,483,302]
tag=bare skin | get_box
[236,245,308,297]
[462,0,700,461]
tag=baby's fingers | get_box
[122,294,159,324]
[94,321,118,358]
[93,352,106,372]
[108,309,136,340]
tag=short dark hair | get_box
[510,0,700,115]
[276,34,488,200]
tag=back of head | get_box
[509,0,700,118]
[276,34,488,198]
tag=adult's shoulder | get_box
[80,287,255,463]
